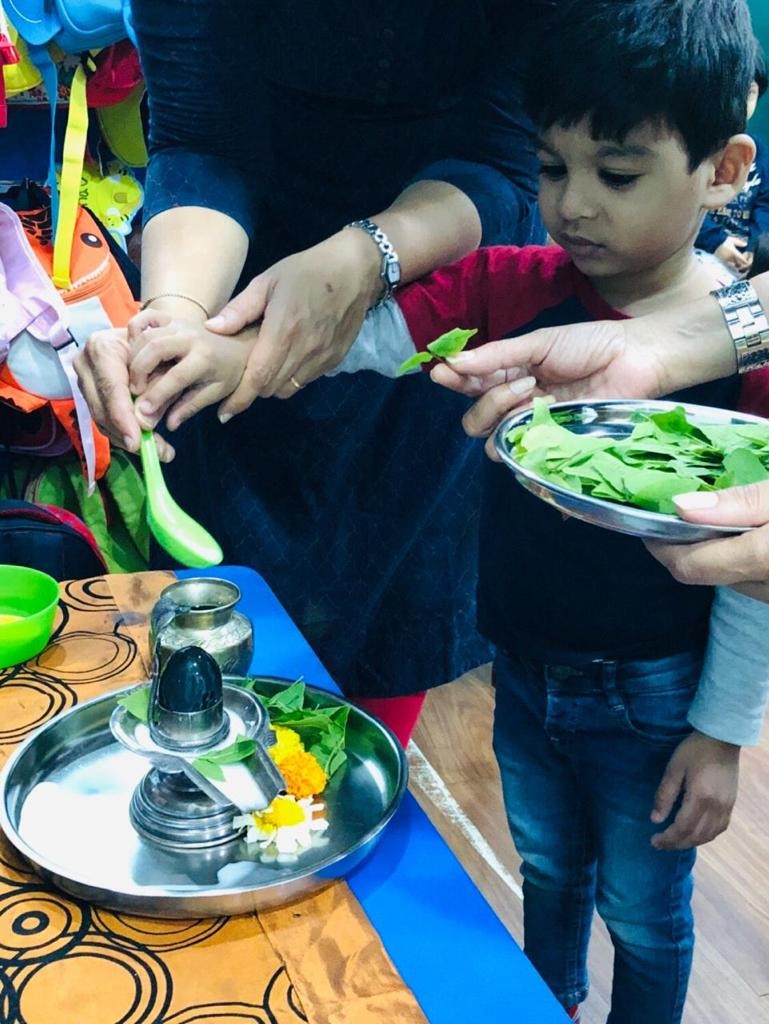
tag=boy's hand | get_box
[75,326,176,462]
[715,235,751,273]
[128,315,260,432]
[650,730,740,851]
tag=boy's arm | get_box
[648,586,768,852]
[330,248,501,378]
[331,245,572,377]
[687,586,769,745]
[328,298,418,378]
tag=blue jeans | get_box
[493,649,702,1023]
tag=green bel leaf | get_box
[192,759,225,781]
[262,679,306,714]
[191,737,257,780]
[426,327,478,358]
[117,686,151,723]
[396,351,432,376]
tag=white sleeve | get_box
[327,298,419,378]
[688,586,769,746]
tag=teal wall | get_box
[750,0,769,141]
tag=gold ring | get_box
[289,375,303,391]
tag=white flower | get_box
[233,797,329,862]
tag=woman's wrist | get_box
[632,293,738,396]
[139,293,210,323]
[324,228,384,309]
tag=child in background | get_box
[92,2,769,1021]
[696,50,769,274]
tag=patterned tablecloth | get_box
[0,571,427,1024]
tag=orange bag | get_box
[0,190,138,484]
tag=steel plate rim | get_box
[0,676,408,903]
[494,398,765,542]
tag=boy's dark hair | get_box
[525,0,756,170]
[755,45,767,99]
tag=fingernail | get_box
[206,315,225,329]
[509,375,536,395]
[123,434,136,450]
[673,491,719,510]
[218,412,231,424]
[136,400,153,415]
[447,352,471,365]
[650,810,663,823]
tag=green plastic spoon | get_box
[139,429,223,568]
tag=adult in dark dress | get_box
[76,1,547,737]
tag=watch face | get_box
[384,256,401,287]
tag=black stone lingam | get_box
[149,646,229,752]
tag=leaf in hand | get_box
[117,686,151,723]
[426,327,478,358]
[396,351,433,376]
[396,327,478,376]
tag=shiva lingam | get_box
[110,645,284,850]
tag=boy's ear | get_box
[703,134,756,209]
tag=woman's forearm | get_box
[140,207,250,319]
[633,271,769,395]
[373,180,483,283]
[320,180,484,311]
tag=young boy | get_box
[696,50,769,274]
[117,1,768,1021]
[336,3,768,1022]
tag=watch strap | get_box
[712,280,769,373]
[347,218,401,309]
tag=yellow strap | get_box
[52,63,89,290]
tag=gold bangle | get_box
[140,293,211,318]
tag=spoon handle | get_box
[139,429,164,493]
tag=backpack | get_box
[0,192,139,487]
[0,498,107,580]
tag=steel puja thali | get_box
[0,675,408,918]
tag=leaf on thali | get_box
[192,737,257,781]
[509,400,769,515]
[117,686,151,723]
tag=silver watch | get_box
[347,218,401,308]
[712,280,769,373]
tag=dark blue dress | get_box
[133,0,545,696]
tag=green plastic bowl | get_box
[0,565,60,670]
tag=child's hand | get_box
[74,326,176,462]
[127,313,260,432]
[650,730,740,851]
[715,235,751,273]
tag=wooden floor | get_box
[409,666,769,1024]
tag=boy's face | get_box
[536,119,716,284]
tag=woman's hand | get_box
[646,483,769,602]
[126,311,259,431]
[74,323,175,462]
[430,318,668,459]
[205,229,382,416]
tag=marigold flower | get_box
[269,725,304,765]
[279,750,328,799]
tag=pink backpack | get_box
[0,201,99,487]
